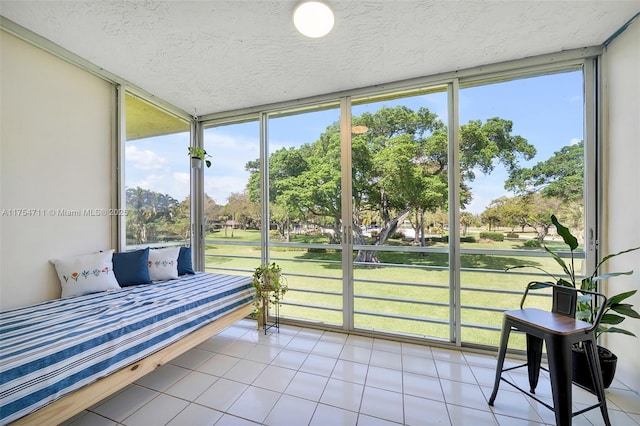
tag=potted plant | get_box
[251,262,287,329]
[507,215,639,389]
[188,146,212,168]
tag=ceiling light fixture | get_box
[351,125,369,134]
[293,1,335,38]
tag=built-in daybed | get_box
[0,271,254,425]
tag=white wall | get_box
[602,18,640,392]
[0,31,114,309]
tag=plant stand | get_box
[259,291,280,335]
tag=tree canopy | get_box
[126,187,187,244]
[505,140,583,201]
[246,105,536,261]
[482,140,586,240]
[127,107,585,253]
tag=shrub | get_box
[460,235,477,243]
[307,247,327,253]
[505,232,519,239]
[391,231,405,240]
[269,230,281,239]
[479,231,504,242]
[523,239,542,248]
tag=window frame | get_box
[118,50,601,350]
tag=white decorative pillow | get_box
[51,249,121,298]
[148,247,180,281]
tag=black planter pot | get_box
[571,345,617,391]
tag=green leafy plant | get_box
[508,214,640,338]
[251,262,287,324]
[187,146,212,168]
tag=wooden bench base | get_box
[11,304,253,426]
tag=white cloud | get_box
[127,172,191,201]
[125,145,168,171]
[173,172,190,185]
[570,138,581,145]
[205,133,259,174]
[465,193,497,216]
[204,175,249,204]
[164,172,190,201]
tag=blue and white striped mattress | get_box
[0,272,253,424]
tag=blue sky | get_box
[126,70,583,214]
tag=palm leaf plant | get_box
[508,215,639,337]
[507,214,640,388]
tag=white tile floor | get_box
[64,320,640,426]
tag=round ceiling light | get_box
[293,1,335,38]
[351,125,369,134]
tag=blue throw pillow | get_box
[178,246,195,275]
[112,247,152,286]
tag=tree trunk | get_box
[354,211,411,263]
[353,226,379,263]
[329,216,342,244]
[419,210,426,247]
[531,223,550,243]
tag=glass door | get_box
[350,87,452,340]
[266,106,344,327]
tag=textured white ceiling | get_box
[1,1,639,116]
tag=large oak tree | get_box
[247,106,535,262]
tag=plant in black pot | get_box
[507,215,639,390]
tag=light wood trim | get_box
[505,308,591,335]
[11,304,253,426]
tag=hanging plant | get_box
[187,146,212,168]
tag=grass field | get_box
[205,228,579,349]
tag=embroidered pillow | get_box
[51,249,121,298]
[113,247,152,286]
[148,247,180,281]
[178,246,195,275]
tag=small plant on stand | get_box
[252,262,287,333]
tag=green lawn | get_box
[205,229,574,348]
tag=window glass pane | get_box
[458,70,585,348]
[142,66,590,350]
[267,107,343,326]
[351,87,450,340]
[124,94,190,247]
[203,120,261,276]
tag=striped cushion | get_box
[0,273,253,424]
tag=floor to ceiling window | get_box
[266,106,343,326]
[123,93,191,249]
[202,120,261,276]
[121,55,595,350]
[350,87,452,340]
[457,69,587,348]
